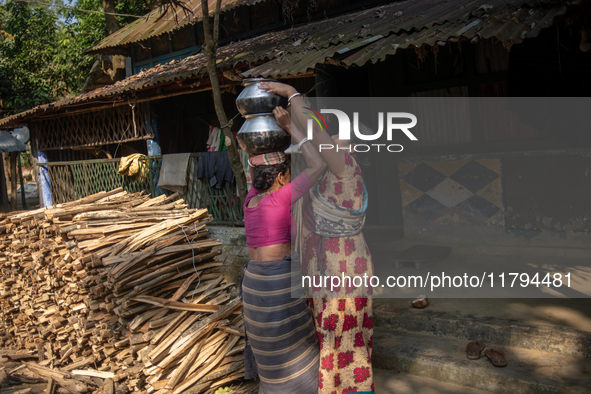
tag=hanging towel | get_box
[158,153,191,194]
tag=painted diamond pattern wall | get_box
[399,159,503,226]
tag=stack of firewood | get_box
[0,188,247,394]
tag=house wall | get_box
[399,156,503,228]
[334,29,591,239]
[209,226,249,286]
[398,151,591,234]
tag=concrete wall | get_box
[399,157,503,228]
[399,151,591,234]
[503,155,591,233]
[209,226,249,286]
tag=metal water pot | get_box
[236,78,288,115]
[237,113,290,155]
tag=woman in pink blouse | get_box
[241,105,326,393]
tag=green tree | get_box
[0,0,149,116]
[65,0,149,82]
[65,0,149,50]
[0,0,91,113]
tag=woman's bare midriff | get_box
[249,242,291,262]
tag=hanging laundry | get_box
[206,125,229,152]
[196,151,234,189]
[118,153,148,181]
[218,130,227,152]
[239,149,252,191]
[206,126,221,152]
[158,153,191,194]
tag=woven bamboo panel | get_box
[37,105,154,151]
[145,155,244,225]
[45,164,78,204]
[184,155,244,225]
[41,155,244,225]
[43,159,147,204]
[138,157,167,198]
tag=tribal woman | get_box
[241,105,326,393]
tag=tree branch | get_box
[200,0,247,210]
[213,0,222,45]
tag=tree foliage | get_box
[64,0,149,50]
[0,1,87,113]
[0,0,148,117]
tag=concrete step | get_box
[369,237,591,260]
[373,305,591,358]
[373,328,591,394]
[387,224,591,259]
[374,368,489,394]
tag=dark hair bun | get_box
[252,156,291,191]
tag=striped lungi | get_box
[241,255,319,394]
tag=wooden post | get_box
[28,123,44,208]
[0,153,9,212]
[17,153,27,210]
[9,152,17,211]
[30,122,52,208]
[83,162,89,197]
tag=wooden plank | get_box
[132,296,221,312]
[71,370,114,379]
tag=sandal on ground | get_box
[466,340,485,360]
[484,348,507,367]
[411,294,428,309]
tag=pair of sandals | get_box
[467,340,507,367]
[411,300,506,367]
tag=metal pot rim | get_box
[242,78,277,86]
[243,113,275,118]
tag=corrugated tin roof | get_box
[0,0,573,127]
[0,131,28,153]
[243,0,568,76]
[85,0,263,54]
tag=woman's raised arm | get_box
[273,106,326,183]
[260,82,346,176]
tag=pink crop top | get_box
[244,171,314,248]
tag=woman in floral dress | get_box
[303,149,374,394]
[260,81,375,394]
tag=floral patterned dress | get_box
[303,152,374,394]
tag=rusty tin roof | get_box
[0,0,572,127]
[85,0,263,54]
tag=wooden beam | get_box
[32,70,316,122]
[33,82,239,121]
[0,152,9,211]
[9,152,17,211]
[17,152,27,210]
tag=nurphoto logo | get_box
[305,108,418,152]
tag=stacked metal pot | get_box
[236,78,290,155]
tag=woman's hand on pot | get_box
[273,106,291,134]
[259,82,297,97]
